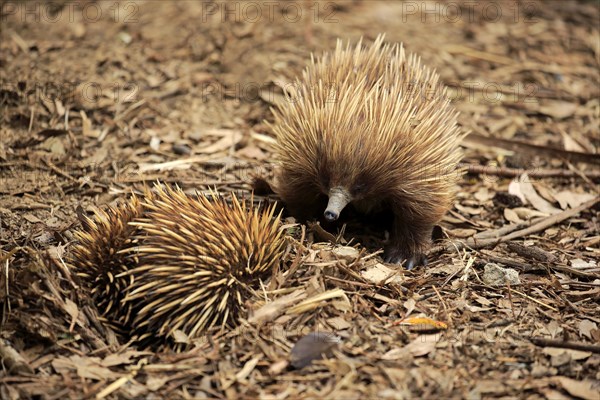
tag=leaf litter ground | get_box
[0,1,599,399]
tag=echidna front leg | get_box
[384,215,433,269]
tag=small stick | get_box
[432,196,599,254]
[509,288,558,312]
[431,285,450,322]
[501,197,599,242]
[445,44,514,65]
[0,340,33,374]
[464,164,600,181]
[473,221,529,240]
[326,275,374,288]
[505,243,557,263]
[465,133,600,165]
[95,371,138,399]
[278,225,306,288]
[530,337,600,354]
[506,281,516,320]
[42,158,78,182]
[480,253,596,278]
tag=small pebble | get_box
[482,263,521,286]
[172,143,191,155]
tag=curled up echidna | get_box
[73,197,142,332]
[270,35,463,268]
[71,184,285,348]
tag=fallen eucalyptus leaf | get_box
[290,332,341,369]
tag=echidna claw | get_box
[404,254,428,270]
[384,249,428,269]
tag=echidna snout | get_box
[324,186,352,221]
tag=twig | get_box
[565,160,598,189]
[506,281,516,320]
[325,275,374,288]
[335,260,370,285]
[530,337,600,354]
[8,30,29,54]
[509,288,558,312]
[48,249,78,290]
[477,253,596,278]
[445,44,515,65]
[1,249,18,325]
[431,285,450,322]
[505,243,557,263]
[501,197,599,242]
[0,339,33,374]
[432,197,599,254]
[459,255,476,282]
[278,225,306,288]
[28,106,35,132]
[96,371,138,399]
[42,158,78,182]
[448,81,574,101]
[492,61,598,78]
[465,164,600,181]
[480,254,537,271]
[465,133,600,165]
[472,221,529,240]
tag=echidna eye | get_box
[319,171,330,188]
[352,183,366,194]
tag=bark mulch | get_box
[1,1,598,399]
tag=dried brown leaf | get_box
[248,290,305,325]
[360,263,404,285]
[405,334,439,357]
[538,101,578,120]
[515,174,561,214]
[553,191,596,209]
[578,320,598,340]
[290,332,341,369]
[555,377,599,400]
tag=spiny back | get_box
[271,34,462,197]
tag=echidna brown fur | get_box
[270,34,464,268]
[70,184,285,349]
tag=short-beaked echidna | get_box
[71,184,285,347]
[73,197,142,331]
[123,185,284,344]
[270,35,463,268]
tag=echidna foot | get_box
[384,248,428,270]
